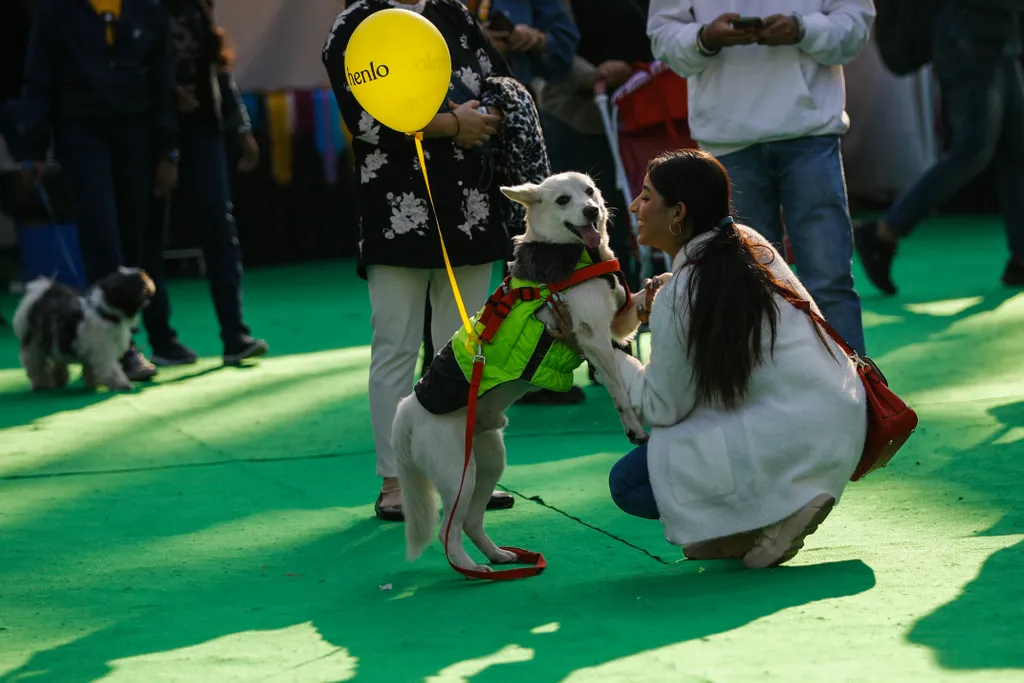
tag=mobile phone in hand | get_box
[730,16,764,30]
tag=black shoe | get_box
[516,385,586,405]
[854,222,898,296]
[151,339,199,366]
[487,490,515,510]
[121,347,158,382]
[375,492,404,522]
[1002,259,1024,286]
[374,490,514,522]
[224,336,269,365]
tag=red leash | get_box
[441,349,547,580]
[439,261,630,580]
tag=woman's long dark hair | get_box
[647,149,788,410]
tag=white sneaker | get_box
[743,494,836,569]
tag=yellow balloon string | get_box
[414,133,478,353]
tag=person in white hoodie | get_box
[549,149,868,568]
[646,0,874,357]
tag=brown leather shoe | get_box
[683,532,759,561]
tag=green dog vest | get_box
[414,250,629,415]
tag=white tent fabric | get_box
[217,0,341,91]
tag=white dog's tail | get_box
[392,399,437,562]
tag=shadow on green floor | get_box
[0,492,876,683]
[907,540,1024,672]
[902,399,1024,671]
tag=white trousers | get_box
[366,263,496,478]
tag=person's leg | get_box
[995,57,1024,284]
[427,263,493,351]
[367,265,431,510]
[717,144,785,247]
[53,121,122,284]
[773,135,866,356]
[179,118,264,361]
[419,291,433,378]
[107,116,162,380]
[140,194,181,356]
[608,443,659,519]
[856,50,1003,294]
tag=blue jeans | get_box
[608,443,660,520]
[884,6,1024,262]
[142,117,250,349]
[718,135,866,357]
[53,115,156,283]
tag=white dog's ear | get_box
[501,183,543,206]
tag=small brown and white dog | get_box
[13,267,156,391]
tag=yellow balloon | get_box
[344,8,452,134]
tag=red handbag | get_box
[776,287,919,481]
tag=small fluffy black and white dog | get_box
[13,267,156,391]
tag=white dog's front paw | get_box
[627,427,649,445]
[488,548,520,565]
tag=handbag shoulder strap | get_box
[770,281,855,364]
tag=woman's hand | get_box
[484,23,511,58]
[546,295,584,357]
[637,272,672,323]
[449,100,501,149]
[176,85,199,114]
[508,24,546,54]
[596,60,634,89]
[700,13,761,51]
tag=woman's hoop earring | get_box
[669,222,682,236]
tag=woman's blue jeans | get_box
[608,442,660,520]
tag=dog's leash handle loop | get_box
[441,354,547,581]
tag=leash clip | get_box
[473,343,486,365]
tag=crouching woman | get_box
[550,149,868,569]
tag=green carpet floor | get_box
[0,216,1021,682]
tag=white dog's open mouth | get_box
[565,221,601,249]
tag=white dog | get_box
[393,171,652,574]
[13,267,156,391]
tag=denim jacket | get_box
[486,0,579,84]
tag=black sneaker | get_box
[516,385,586,405]
[854,221,898,296]
[224,336,269,365]
[1002,259,1024,286]
[121,347,158,382]
[151,339,199,366]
